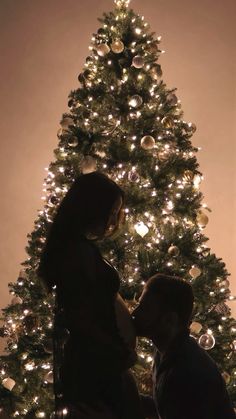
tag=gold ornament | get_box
[219,279,230,289]
[189,266,201,279]
[190,321,203,334]
[97,43,110,57]
[81,156,97,174]
[68,136,79,148]
[141,135,155,150]
[196,211,209,228]
[161,116,174,129]
[11,295,23,305]
[44,371,54,384]
[168,245,180,257]
[150,63,162,79]
[129,95,143,108]
[135,222,149,238]
[111,39,124,54]
[222,371,231,384]
[60,117,74,129]
[198,332,215,350]
[132,55,145,68]
[183,170,194,182]
[2,377,16,391]
[166,93,178,106]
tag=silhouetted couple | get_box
[38,172,235,418]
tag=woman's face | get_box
[104,195,124,237]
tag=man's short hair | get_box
[146,273,194,326]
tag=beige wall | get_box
[0,0,235,353]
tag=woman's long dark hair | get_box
[37,171,124,291]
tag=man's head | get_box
[132,274,194,347]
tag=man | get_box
[132,273,236,419]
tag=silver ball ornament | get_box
[97,43,110,57]
[140,135,155,150]
[196,212,209,228]
[128,95,143,108]
[68,136,79,147]
[198,333,215,350]
[189,266,201,279]
[132,55,145,68]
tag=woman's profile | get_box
[38,171,143,419]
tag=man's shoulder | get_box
[172,336,222,384]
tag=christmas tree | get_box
[1,0,236,417]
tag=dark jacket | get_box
[151,330,235,419]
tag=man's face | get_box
[132,287,166,340]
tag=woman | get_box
[38,172,144,419]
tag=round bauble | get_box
[190,321,203,334]
[196,212,209,228]
[132,55,145,69]
[135,222,149,238]
[161,116,174,129]
[128,168,140,183]
[111,39,124,54]
[166,93,178,106]
[231,340,236,351]
[128,95,143,108]
[11,296,23,305]
[198,333,215,350]
[97,43,110,57]
[189,266,201,279]
[60,117,74,129]
[150,63,162,79]
[141,135,155,150]
[68,136,79,148]
[222,371,231,384]
[43,340,53,354]
[2,377,16,391]
[183,170,194,182]
[219,279,230,289]
[81,156,97,174]
[168,245,180,257]
[44,371,53,384]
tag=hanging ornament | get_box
[198,332,215,350]
[48,195,59,208]
[132,55,145,69]
[147,41,159,54]
[95,150,106,158]
[81,156,97,174]
[44,371,54,384]
[2,377,16,391]
[11,295,23,305]
[150,63,162,79]
[141,135,155,150]
[161,116,174,129]
[189,266,201,279]
[68,136,79,148]
[60,117,74,129]
[101,119,120,136]
[214,303,231,316]
[219,279,230,289]
[97,43,110,57]
[128,95,143,108]
[183,170,194,182]
[231,340,236,351]
[196,211,209,228]
[128,168,140,183]
[166,93,178,106]
[190,321,203,334]
[167,245,180,257]
[111,39,124,54]
[193,174,202,188]
[222,371,231,384]
[135,222,149,238]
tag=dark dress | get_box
[55,235,131,417]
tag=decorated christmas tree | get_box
[1,0,236,417]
